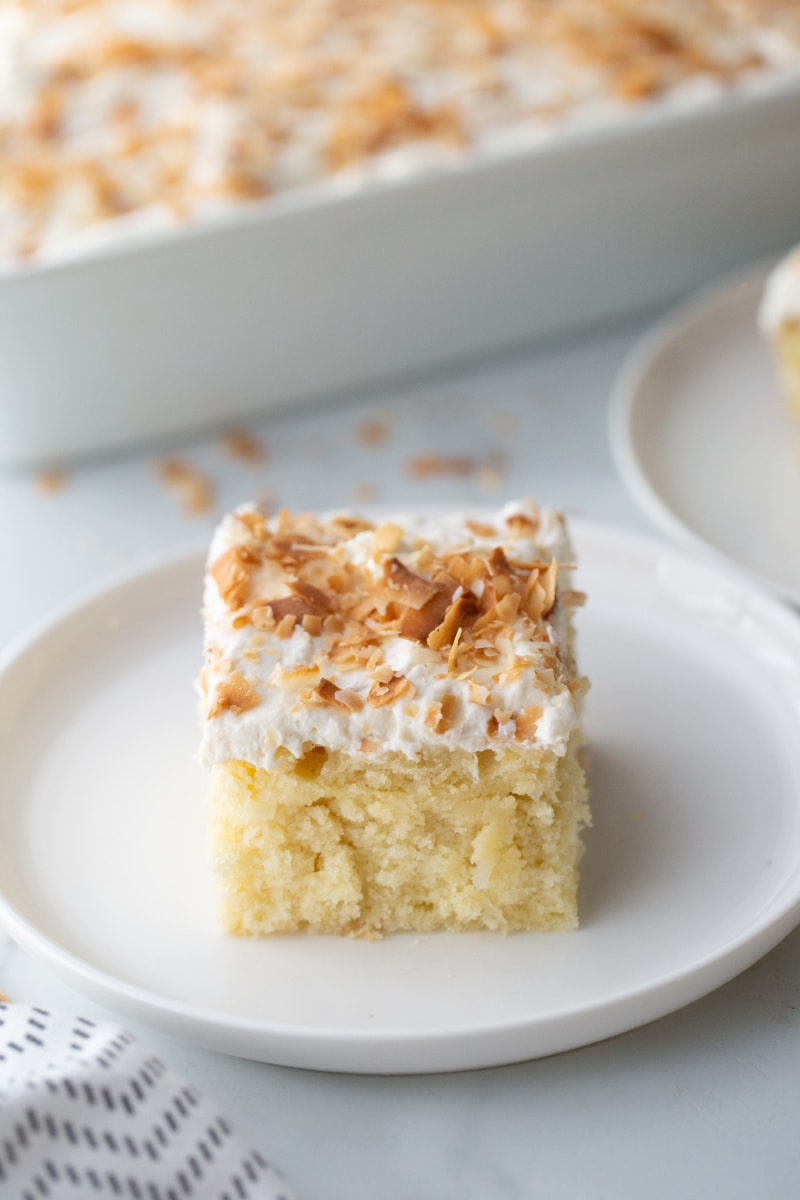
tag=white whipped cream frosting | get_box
[759,247,800,335]
[198,501,584,770]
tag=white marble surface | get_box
[2,316,800,1198]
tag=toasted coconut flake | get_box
[515,705,544,740]
[423,692,458,734]
[329,636,374,667]
[540,558,559,616]
[505,507,540,535]
[327,571,348,594]
[495,592,521,621]
[366,648,383,672]
[368,674,412,707]
[223,428,267,463]
[157,458,214,516]
[427,592,478,651]
[372,522,404,557]
[406,453,476,478]
[263,594,322,623]
[273,540,330,563]
[353,482,379,504]
[210,546,255,610]
[447,626,463,673]
[314,677,346,707]
[302,613,323,635]
[385,557,439,608]
[493,572,513,600]
[357,418,389,447]
[330,515,375,536]
[534,667,556,690]
[474,644,499,662]
[251,603,277,631]
[37,469,68,494]
[425,701,442,731]
[443,554,474,588]
[488,546,511,574]
[525,578,547,623]
[235,510,269,540]
[439,692,457,729]
[208,671,260,718]
[334,688,364,711]
[275,664,321,691]
[347,594,382,623]
[465,520,497,538]
[275,613,297,638]
[467,680,490,706]
[290,579,336,612]
[472,604,504,637]
[398,586,453,643]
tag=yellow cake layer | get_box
[774,321,800,419]
[208,738,590,937]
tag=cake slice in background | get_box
[198,500,590,937]
[759,246,800,419]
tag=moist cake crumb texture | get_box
[199,499,590,936]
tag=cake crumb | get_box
[157,458,215,515]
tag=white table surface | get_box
[2,311,799,1199]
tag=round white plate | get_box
[610,262,800,606]
[2,520,800,1075]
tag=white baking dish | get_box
[2,73,800,469]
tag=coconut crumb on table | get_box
[36,470,69,494]
[156,457,215,516]
[222,429,268,464]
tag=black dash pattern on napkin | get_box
[0,1002,297,1199]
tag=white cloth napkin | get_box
[0,1001,299,1199]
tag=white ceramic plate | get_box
[610,262,800,606]
[2,520,800,1075]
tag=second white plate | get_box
[2,520,800,1073]
[610,262,800,605]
